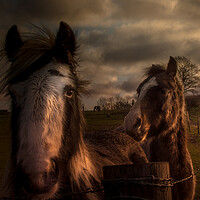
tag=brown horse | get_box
[0,22,148,200]
[124,57,195,200]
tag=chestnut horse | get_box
[124,57,195,200]
[0,22,148,200]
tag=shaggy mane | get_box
[137,64,166,94]
[144,64,166,77]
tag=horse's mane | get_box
[144,64,166,77]
[0,25,88,95]
[136,64,166,94]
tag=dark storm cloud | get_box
[1,0,200,109]
[0,0,108,29]
[80,23,185,66]
[0,0,101,20]
[103,41,176,64]
[175,0,200,21]
[184,40,200,63]
[80,30,110,48]
[120,77,141,92]
[87,82,121,97]
[111,0,172,20]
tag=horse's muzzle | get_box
[19,158,59,196]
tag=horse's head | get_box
[2,22,82,199]
[124,57,184,141]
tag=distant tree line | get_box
[97,95,134,110]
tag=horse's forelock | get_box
[137,65,165,94]
[145,64,166,77]
[0,24,82,95]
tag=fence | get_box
[1,162,198,200]
[103,162,172,200]
[187,110,200,134]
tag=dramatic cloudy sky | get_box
[0,0,200,109]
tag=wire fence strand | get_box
[0,168,199,200]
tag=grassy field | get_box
[0,109,200,199]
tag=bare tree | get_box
[97,95,133,110]
[125,95,133,104]
[97,97,109,110]
[108,97,115,110]
[114,95,126,109]
[175,56,200,94]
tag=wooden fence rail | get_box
[103,162,172,200]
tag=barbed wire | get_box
[105,196,148,200]
[172,167,200,185]
[0,168,199,199]
[104,167,200,188]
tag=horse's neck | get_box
[140,136,155,161]
[144,116,188,164]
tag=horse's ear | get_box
[5,25,24,62]
[55,21,77,63]
[167,56,177,76]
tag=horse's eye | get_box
[65,89,73,98]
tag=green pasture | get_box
[0,109,200,199]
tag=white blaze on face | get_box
[139,77,158,100]
[124,77,158,133]
[13,62,73,174]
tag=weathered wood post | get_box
[103,162,172,200]
[186,111,191,132]
[197,111,199,135]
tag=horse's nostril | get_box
[19,159,59,195]
[21,171,58,194]
[135,118,142,128]
[51,160,56,172]
[50,157,59,175]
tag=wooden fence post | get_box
[103,162,172,200]
[186,111,191,132]
[197,112,199,135]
